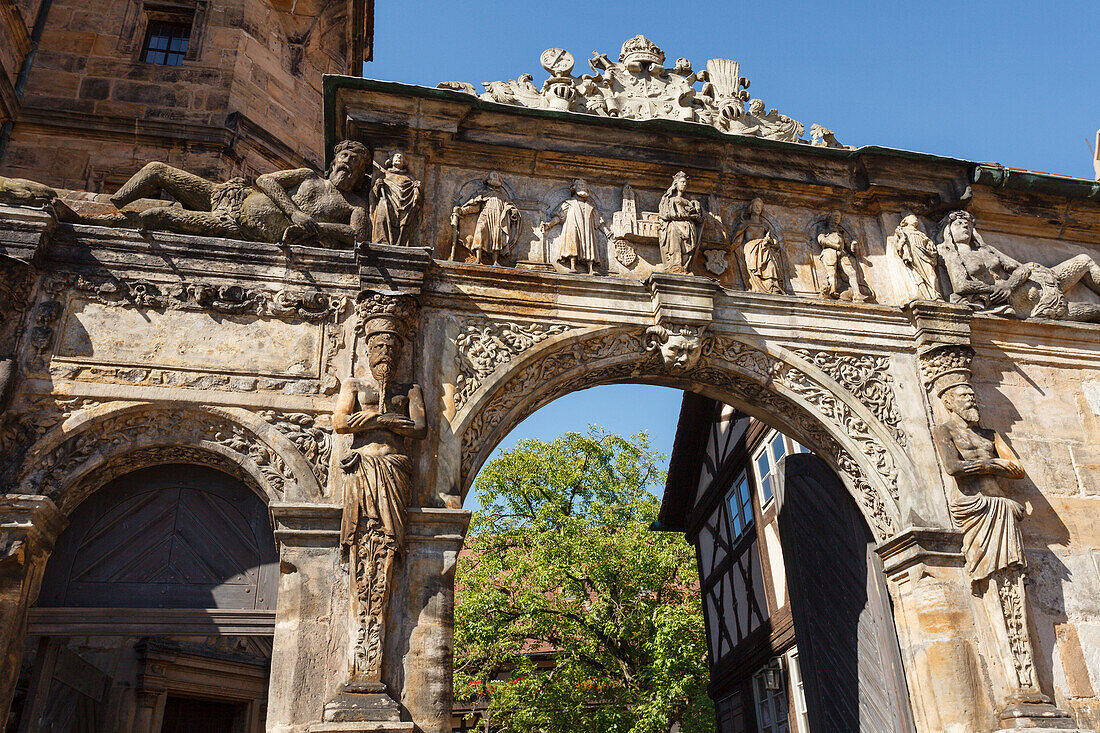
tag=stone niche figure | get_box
[108,140,371,247]
[938,210,1100,322]
[816,211,873,303]
[657,171,704,274]
[732,197,785,294]
[450,171,521,265]
[887,214,942,304]
[539,178,612,275]
[929,358,1044,698]
[332,290,426,700]
[370,150,422,247]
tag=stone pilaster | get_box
[267,502,346,733]
[0,494,65,723]
[394,508,471,733]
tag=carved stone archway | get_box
[452,324,911,540]
[15,401,324,513]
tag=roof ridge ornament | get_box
[439,36,845,147]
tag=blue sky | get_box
[365,1,1099,497]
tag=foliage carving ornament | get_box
[257,410,333,492]
[453,320,573,410]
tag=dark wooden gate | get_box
[774,454,914,733]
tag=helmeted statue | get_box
[107,140,371,247]
[451,171,521,265]
[370,150,422,247]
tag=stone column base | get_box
[322,682,402,724]
[995,693,1084,730]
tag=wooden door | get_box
[37,464,278,610]
[774,454,914,733]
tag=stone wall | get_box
[0,0,358,190]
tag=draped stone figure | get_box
[107,140,371,247]
[332,290,426,698]
[732,198,785,294]
[657,171,704,274]
[938,210,1100,322]
[887,214,941,303]
[370,150,422,247]
[927,351,1043,697]
[451,171,521,265]
[539,178,612,274]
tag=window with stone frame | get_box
[141,17,192,65]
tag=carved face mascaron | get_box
[367,332,401,383]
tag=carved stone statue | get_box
[539,178,611,275]
[333,290,426,692]
[926,348,1042,696]
[645,324,704,370]
[658,172,704,273]
[450,172,521,265]
[108,140,371,247]
[938,210,1100,322]
[370,150,422,247]
[887,214,941,303]
[732,198,785,294]
[447,36,840,146]
[816,211,873,303]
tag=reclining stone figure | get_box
[939,210,1100,323]
[106,139,370,248]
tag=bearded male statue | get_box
[332,290,426,697]
[939,210,1100,322]
[107,140,370,247]
[929,356,1043,697]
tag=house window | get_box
[142,19,191,65]
[752,431,809,505]
[784,648,810,733]
[752,659,791,733]
[725,471,754,542]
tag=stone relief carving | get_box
[369,150,422,248]
[922,345,1043,697]
[59,273,349,322]
[886,214,942,304]
[453,320,573,412]
[792,349,906,447]
[258,411,333,492]
[17,407,300,502]
[657,172,704,274]
[331,289,425,702]
[538,178,613,274]
[814,211,874,303]
[732,198,786,294]
[446,36,842,146]
[938,210,1100,322]
[0,396,99,488]
[457,328,898,539]
[448,171,522,265]
[644,324,705,370]
[0,174,80,221]
[105,140,371,248]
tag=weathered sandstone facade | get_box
[1,33,1099,733]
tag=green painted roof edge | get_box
[323,75,1100,202]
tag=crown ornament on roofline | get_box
[438,35,846,148]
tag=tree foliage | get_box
[454,429,713,732]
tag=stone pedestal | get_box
[0,495,65,724]
[310,723,414,732]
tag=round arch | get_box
[451,325,914,540]
[15,401,323,516]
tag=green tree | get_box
[454,429,713,732]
